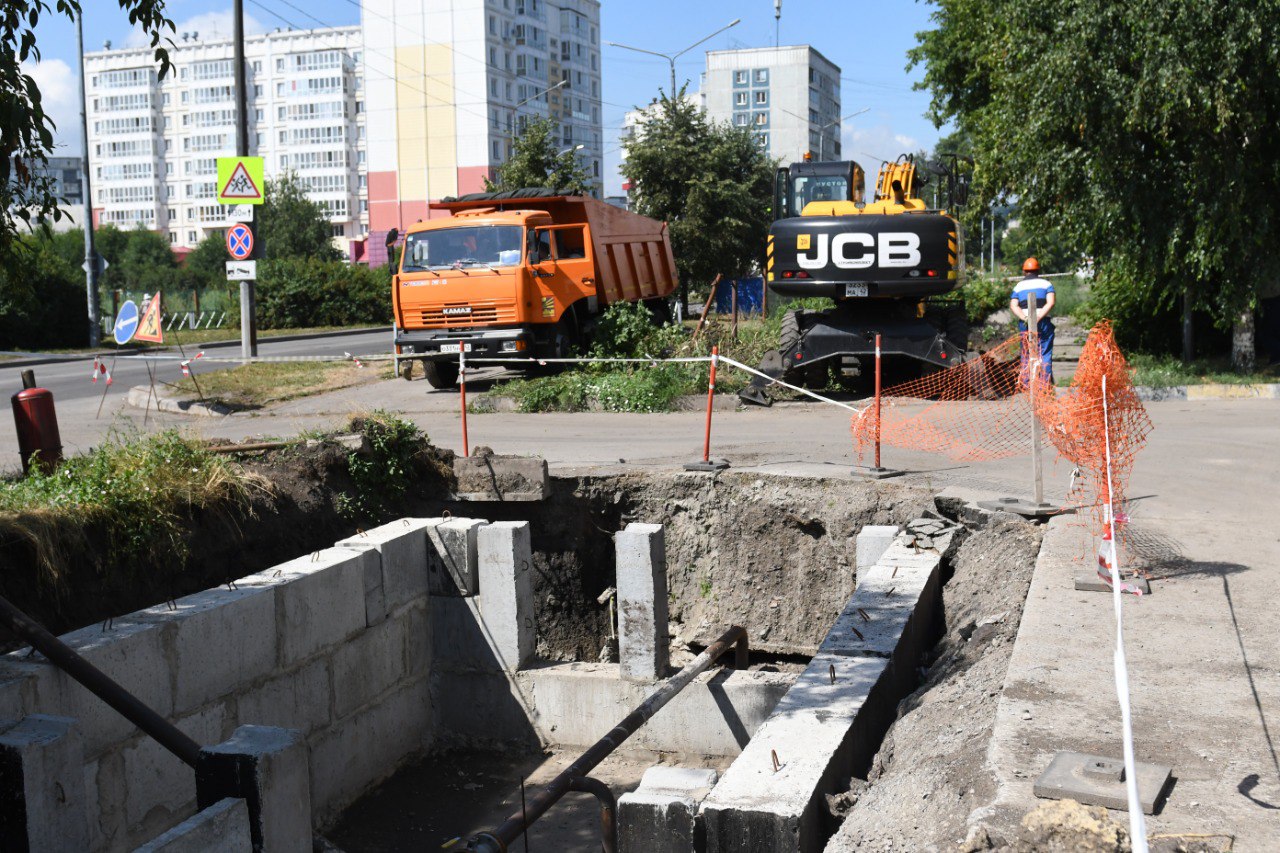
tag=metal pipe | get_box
[464,624,748,852]
[0,593,202,768]
[568,776,617,853]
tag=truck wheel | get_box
[943,306,970,353]
[778,310,804,385]
[423,360,459,390]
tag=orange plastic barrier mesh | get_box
[852,321,1152,521]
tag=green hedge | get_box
[256,258,393,329]
[0,241,87,349]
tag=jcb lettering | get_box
[796,232,922,270]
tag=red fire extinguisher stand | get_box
[11,369,63,474]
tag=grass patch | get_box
[0,431,263,589]
[1127,354,1280,388]
[338,411,431,521]
[174,361,370,409]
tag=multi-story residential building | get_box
[361,0,603,259]
[39,156,85,207]
[84,27,366,256]
[700,46,842,167]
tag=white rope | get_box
[1101,372,1149,852]
[717,355,868,414]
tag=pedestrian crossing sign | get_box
[217,156,265,205]
[135,293,164,343]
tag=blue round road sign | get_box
[114,300,139,345]
[226,224,254,261]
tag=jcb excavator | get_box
[739,154,970,405]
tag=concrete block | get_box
[0,715,89,852]
[129,585,278,715]
[477,521,534,671]
[122,702,228,837]
[854,525,900,574]
[429,670,544,750]
[132,797,252,852]
[197,726,312,853]
[332,616,405,719]
[429,597,504,674]
[236,658,332,736]
[453,453,549,501]
[820,553,941,658]
[239,547,370,667]
[308,677,431,818]
[427,517,486,596]
[0,661,36,723]
[619,766,720,853]
[616,522,670,682]
[403,602,431,680]
[337,517,439,613]
[8,620,173,759]
[1034,751,1172,814]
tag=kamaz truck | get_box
[739,155,969,404]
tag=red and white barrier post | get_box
[854,333,903,479]
[459,348,470,457]
[684,345,729,472]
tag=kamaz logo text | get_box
[796,232,921,270]
[442,306,473,315]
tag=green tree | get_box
[484,117,593,195]
[258,172,341,261]
[184,231,228,290]
[910,0,1280,364]
[1000,223,1084,275]
[622,89,775,298]
[0,233,86,348]
[0,2,172,260]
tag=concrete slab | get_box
[132,798,252,853]
[427,517,486,596]
[0,714,89,852]
[1033,751,1172,814]
[476,522,534,671]
[618,766,719,853]
[854,525,899,574]
[616,523,670,681]
[198,725,312,853]
[454,453,549,501]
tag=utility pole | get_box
[774,0,781,47]
[76,10,100,347]
[234,0,258,358]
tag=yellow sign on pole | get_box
[216,156,265,205]
[134,293,164,343]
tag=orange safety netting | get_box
[852,321,1153,522]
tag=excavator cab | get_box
[774,160,865,221]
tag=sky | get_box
[28,0,944,195]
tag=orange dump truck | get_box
[390,191,679,388]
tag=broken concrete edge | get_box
[132,797,252,852]
[1134,381,1280,401]
[452,453,550,502]
[125,385,233,418]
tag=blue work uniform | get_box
[1011,275,1055,384]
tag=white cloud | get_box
[21,59,80,155]
[125,10,265,48]
[842,123,925,168]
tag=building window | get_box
[734,92,747,107]
[276,58,285,72]
[754,69,768,83]
[255,109,264,121]
[252,60,262,73]
[254,84,263,97]
[169,232,177,243]
[754,112,768,126]
[188,231,197,242]
[734,70,747,85]
[755,90,768,105]
[734,113,748,127]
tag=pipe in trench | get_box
[0,592,202,768]
[569,776,617,853]
[462,624,749,853]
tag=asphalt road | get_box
[0,329,392,404]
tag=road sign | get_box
[113,300,139,345]
[227,260,258,281]
[134,293,163,344]
[227,204,254,223]
[226,224,254,260]
[216,156,264,205]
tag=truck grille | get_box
[420,301,516,328]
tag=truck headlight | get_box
[502,340,527,352]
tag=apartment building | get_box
[84,26,366,255]
[361,0,603,257]
[701,46,842,166]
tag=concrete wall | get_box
[0,519,442,852]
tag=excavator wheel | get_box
[778,310,804,385]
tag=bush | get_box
[961,273,1011,324]
[256,258,393,328]
[0,237,87,349]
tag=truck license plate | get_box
[439,343,472,353]
[844,284,869,297]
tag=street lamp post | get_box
[607,18,741,98]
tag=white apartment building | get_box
[84,27,367,255]
[701,46,842,166]
[360,0,603,254]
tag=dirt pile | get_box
[824,510,1044,852]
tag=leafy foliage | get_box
[255,257,391,328]
[259,171,341,261]
[999,224,1084,275]
[338,412,426,521]
[622,90,775,288]
[0,2,173,260]
[910,0,1280,341]
[484,117,593,195]
[0,233,87,347]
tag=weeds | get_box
[0,431,263,590]
[1127,354,1279,388]
[337,411,428,521]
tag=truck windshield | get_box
[401,225,523,272]
[792,175,850,212]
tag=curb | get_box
[469,393,740,414]
[1134,382,1280,401]
[125,386,234,418]
[0,327,389,370]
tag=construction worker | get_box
[1010,257,1055,384]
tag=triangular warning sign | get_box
[220,161,262,201]
[135,294,164,344]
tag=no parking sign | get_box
[226,224,254,261]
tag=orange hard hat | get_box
[1023,257,1040,273]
